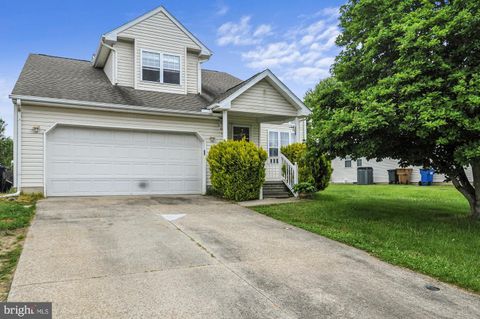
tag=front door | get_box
[232,126,250,141]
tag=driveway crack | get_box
[166,220,295,319]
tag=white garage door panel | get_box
[46,126,203,196]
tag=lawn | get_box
[0,193,41,301]
[252,184,480,293]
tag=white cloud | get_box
[253,24,272,37]
[0,78,14,137]
[298,6,340,21]
[216,16,272,46]
[242,42,301,68]
[318,7,340,19]
[217,7,341,91]
[240,15,340,86]
[282,67,331,83]
[216,4,229,16]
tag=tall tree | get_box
[0,118,13,169]
[306,0,480,218]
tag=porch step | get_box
[263,181,293,198]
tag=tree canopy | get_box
[305,0,480,218]
[0,118,13,169]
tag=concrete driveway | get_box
[8,196,480,318]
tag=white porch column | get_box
[294,117,301,142]
[222,110,228,140]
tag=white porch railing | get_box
[279,153,298,197]
[265,157,282,181]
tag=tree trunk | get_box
[449,162,479,220]
[471,161,480,220]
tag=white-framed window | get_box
[142,51,161,82]
[268,130,296,157]
[141,50,181,85]
[357,159,363,167]
[162,54,180,84]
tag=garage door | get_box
[46,126,203,196]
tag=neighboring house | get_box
[331,157,474,184]
[10,6,310,197]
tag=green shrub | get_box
[281,142,332,191]
[280,143,306,163]
[207,139,267,201]
[292,182,316,194]
[305,147,332,191]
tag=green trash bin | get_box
[387,169,398,184]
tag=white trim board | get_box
[10,95,220,120]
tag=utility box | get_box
[357,167,374,185]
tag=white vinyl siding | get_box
[19,105,222,189]
[119,10,201,94]
[115,40,135,87]
[104,52,114,83]
[186,52,199,94]
[331,157,474,184]
[231,80,298,116]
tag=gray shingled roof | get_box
[201,69,242,100]
[12,54,247,113]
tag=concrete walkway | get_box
[9,196,480,318]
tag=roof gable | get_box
[208,70,311,116]
[103,6,211,56]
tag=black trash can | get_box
[357,167,374,185]
[387,169,398,184]
[0,165,6,192]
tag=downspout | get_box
[1,99,21,197]
[101,41,117,84]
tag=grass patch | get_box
[0,193,41,301]
[252,184,480,292]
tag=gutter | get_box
[1,99,22,198]
[9,95,221,119]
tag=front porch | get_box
[206,69,311,198]
[220,109,303,197]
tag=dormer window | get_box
[141,50,181,85]
[163,54,180,84]
[142,51,161,82]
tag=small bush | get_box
[281,142,332,191]
[293,182,316,194]
[280,143,306,163]
[207,139,267,201]
[305,147,332,191]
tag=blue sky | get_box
[0,0,344,136]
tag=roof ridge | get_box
[202,69,229,73]
[32,53,91,63]
[220,70,263,95]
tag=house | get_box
[331,157,474,184]
[9,6,310,197]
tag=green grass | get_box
[0,193,41,301]
[252,184,480,293]
[0,201,35,231]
